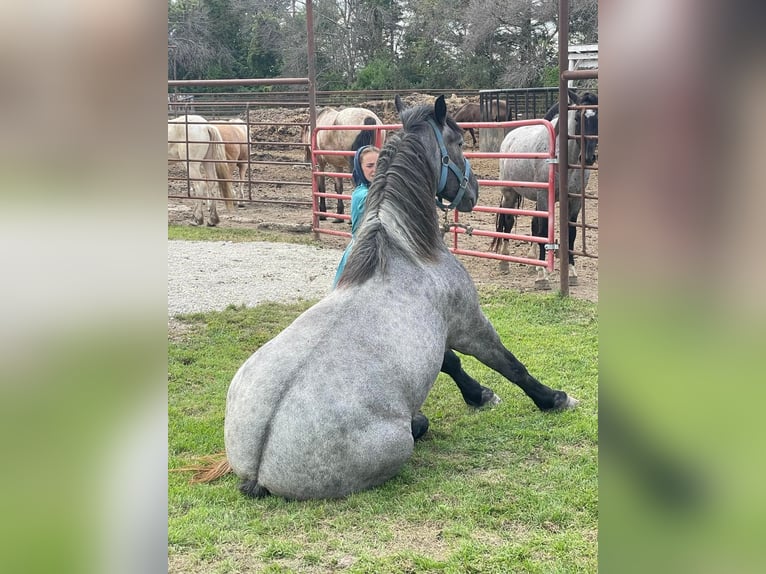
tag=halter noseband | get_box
[427,118,472,211]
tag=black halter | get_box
[427,119,472,211]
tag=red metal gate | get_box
[310,119,557,275]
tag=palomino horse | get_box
[492,91,599,289]
[212,118,250,207]
[303,106,384,221]
[453,100,509,148]
[168,115,234,226]
[222,95,577,500]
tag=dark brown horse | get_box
[453,101,509,148]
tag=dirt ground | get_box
[168,96,598,302]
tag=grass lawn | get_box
[168,289,598,573]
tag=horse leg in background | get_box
[441,349,500,408]
[202,160,220,227]
[530,214,551,289]
[317,172,328,221]
[454,321,578,411]
[332,176,345,223]
[491,189,518,273]
[467,128,477,149]
[567,197,582,286]
[187,161,206,226]
[236,159,248,207]
[529,189,555,289]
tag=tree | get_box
[168,0,599,90]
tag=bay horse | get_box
[222,95,577,500]
[168,115,234,226]
[212,118,250,208]
[453,100,509,148]
[492,91,599,289]
[303,107,384,222]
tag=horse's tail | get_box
[170,452,233,484]
[300,125,312,162]
[206,126,235,210]
[490,191,522,252]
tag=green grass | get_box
[169,292,598,573]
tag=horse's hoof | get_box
[206,222,218,227]
[480,388,501,408]
[411,412,430,441]
[557,395,579,410]
[332,218,345,224]
[568,276,579,286]
[548,392,579,411]
[534,278,551,290]
[319,215,327,221]
[239,479,270,498]
[499,261,510,274]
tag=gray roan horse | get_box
[224,95,578,500]
[492,91,598,289]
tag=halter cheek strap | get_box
[427,119,472,211]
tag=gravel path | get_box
[168,240,341,316]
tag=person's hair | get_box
[359,145,380,161]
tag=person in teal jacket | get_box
[333,145,380,287]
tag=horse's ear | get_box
[543,102,559,121]
[567,88,580,104]
[434,95,447,125]
[394,95,405,116]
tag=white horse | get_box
[168,115,234,226]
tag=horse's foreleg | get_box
[531,215,551,289]
[441,349,500,408]
[455,331,577,411]
[567,200,581,285]
[207,196,220,227]
[494,191,516,273]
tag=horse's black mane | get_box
[338,103,451,287]
[543,90,599,121]
[348,117,378,170]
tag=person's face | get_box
[361,152,379,183]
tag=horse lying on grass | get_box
[190,95,577,500]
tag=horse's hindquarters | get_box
[257,414,415,500]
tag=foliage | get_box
[168,290,598,571]
[167,0,598,90]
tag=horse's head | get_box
[544,91,599,166]
[395,94,479,212]
[573,91,599,166]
